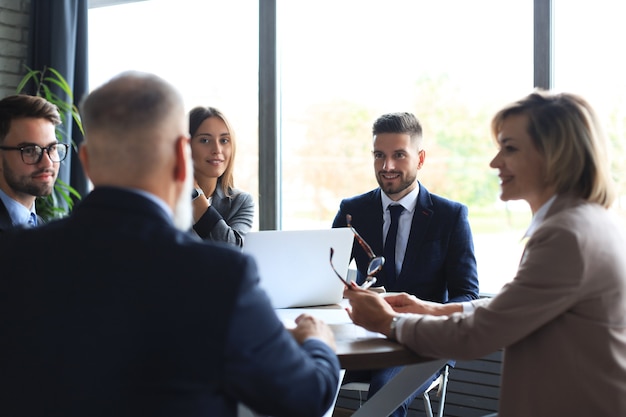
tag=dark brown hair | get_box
[372,112,423,148]
[0,95,61,143]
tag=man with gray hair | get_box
[0,71,340,417]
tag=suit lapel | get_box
[211,186,230,219]
[362,189,385,257]
[0,200,13,232]
[344,190,385,272]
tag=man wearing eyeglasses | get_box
[0,94,63,232]
[333,112,479,417]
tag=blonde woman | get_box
[344,90,626,417]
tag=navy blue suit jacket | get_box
[0,187,340,417]
[0,200,12,233]
[332,183,479,303]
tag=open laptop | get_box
[242,228,354,308]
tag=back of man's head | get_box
[0,95,61,143]
[79,71,187,188]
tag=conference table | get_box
[239,301,448,417]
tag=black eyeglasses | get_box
[329,215,385,290]
[0,143,69,165]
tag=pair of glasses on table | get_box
[330,214,385,290]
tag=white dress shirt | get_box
[380,185,419,276]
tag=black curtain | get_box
[27,0,90,202]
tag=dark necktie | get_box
[28,213,37,228]
[383,205,404,281]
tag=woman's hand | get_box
[342,284,397,336]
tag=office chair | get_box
[339,364,450,417]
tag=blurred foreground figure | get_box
[0,71,340,417]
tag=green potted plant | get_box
[16,66,83,220]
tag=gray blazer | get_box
[192,185,254,247]
[399,194,626,417]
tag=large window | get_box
[89,0,624,295]
[554,0,626,225]
[278,0,533,293]
[89,0,260,229]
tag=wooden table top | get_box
[275,304,438,371]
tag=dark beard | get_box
[376,172,416,197]
[3,164,55,197]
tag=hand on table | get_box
[289,313,336,351]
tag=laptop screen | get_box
[243,228,354,308]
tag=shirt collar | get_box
[524,194,557,239]
[0,188,36,227]
[381,183,419,214]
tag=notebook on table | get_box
[242,228,354,308]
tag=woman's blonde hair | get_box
[491,90,615,208]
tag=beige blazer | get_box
[399,195,626,417]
